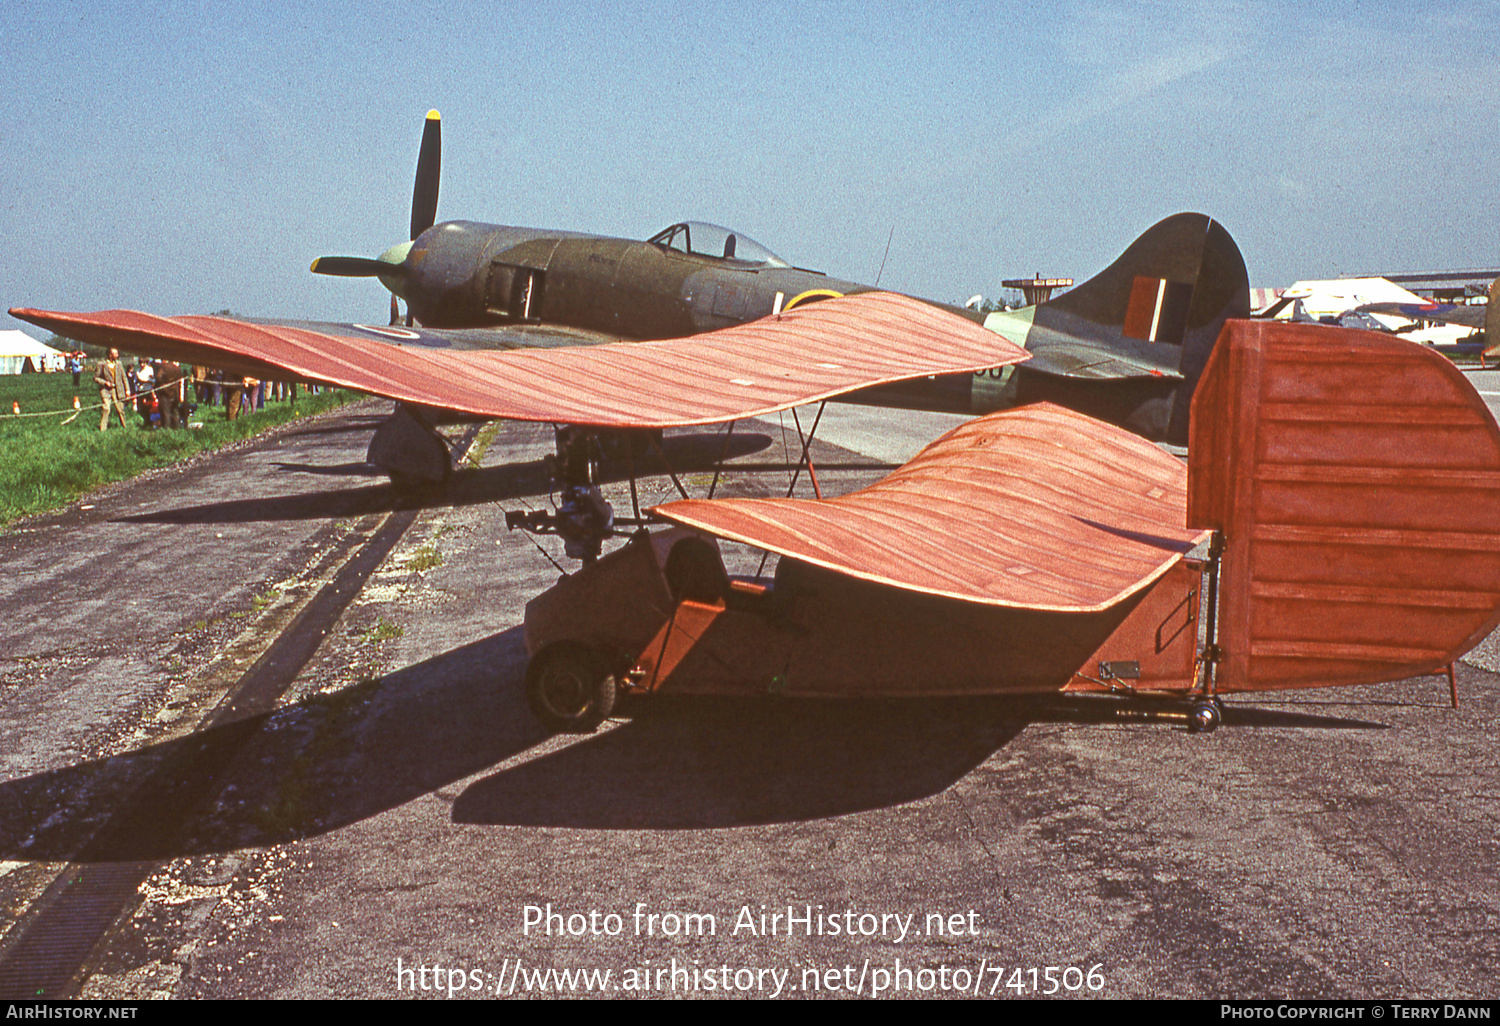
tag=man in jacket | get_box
[94,348,129,431]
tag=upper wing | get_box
[12,293,1029,429]
[654,402,1208,613]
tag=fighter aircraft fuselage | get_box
[350,209,1251,444]
[309,112,1248,447]
[389,219,929,337]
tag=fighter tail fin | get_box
[1030,212,1250,443]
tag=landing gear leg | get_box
[549,428,614,562]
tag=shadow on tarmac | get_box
[0,629,543,863]
[272,414,391,438]
[113,432,777,525]
[269,461,387,478]
[449,696,1386,830]
[0,631,1393,862]
[454,695,1032,829]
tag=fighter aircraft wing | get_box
[653,402,1207,613]
[12,292,1029,429]
[235,317,627,351]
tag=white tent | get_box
[0,330,66,374]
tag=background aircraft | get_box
[20,111,1250,484]
[1355,275,1498,355]
[307,111,1249,450]
[1264,277,1487,351]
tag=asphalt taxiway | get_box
[0,395,1497,1000]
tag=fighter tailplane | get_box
[852,213,1249,447]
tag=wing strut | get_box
[788,403,827,501]
[706,421,737,500]
[758,400,829,578]
[648,437,691,501]
[625,446,642,522]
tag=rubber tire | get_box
[525,643,618,733]
[1188,699,1222,734]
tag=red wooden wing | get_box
[655,403,1208,613]
[11,293,1027,428]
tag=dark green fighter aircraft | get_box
[310,111,1250,458]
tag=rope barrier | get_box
[6,378,310,420]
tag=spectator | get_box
[93,348,129,431]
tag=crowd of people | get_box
[89,348,316,431]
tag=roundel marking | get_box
[782,288,845,311]
[353,324,423,340]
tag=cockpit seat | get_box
[664,535,732,604]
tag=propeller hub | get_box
[311,110,439,317]
[378,240,415,298]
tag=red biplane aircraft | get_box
[15,292,1500,734]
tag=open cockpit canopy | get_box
[646,221,789,267]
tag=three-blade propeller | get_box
[310,110,441,324]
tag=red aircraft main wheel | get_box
[525,642,618,733]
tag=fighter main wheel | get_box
[525,643,618,733]
[387,461,451,496]
[1187,699,1222,734]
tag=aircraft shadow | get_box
[0,629,547,863]
[1023,695,1389,731]
[115,432,774,525]
[1234,695,1454,711]
[452,696,1031,830]
[1070,515,1202,553]
[269,461,387,478]
[272,414,391,437]
[0,634,1394,862]
[722,460,901,475]
[0,628,1032,859]
[449,694,1386,830]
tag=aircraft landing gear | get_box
[1187,698,1222,733]
[368,403,453,488]
[525,642,618,733]
[505,426,616,562]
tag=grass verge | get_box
[0,374,363,527]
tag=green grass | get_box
[405,544,444,573]
[0,374,363,526]
[365,618,404,644]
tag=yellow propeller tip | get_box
[426,109,441,120]
[309,258,321,272]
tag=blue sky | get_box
[3,0,1497,338]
